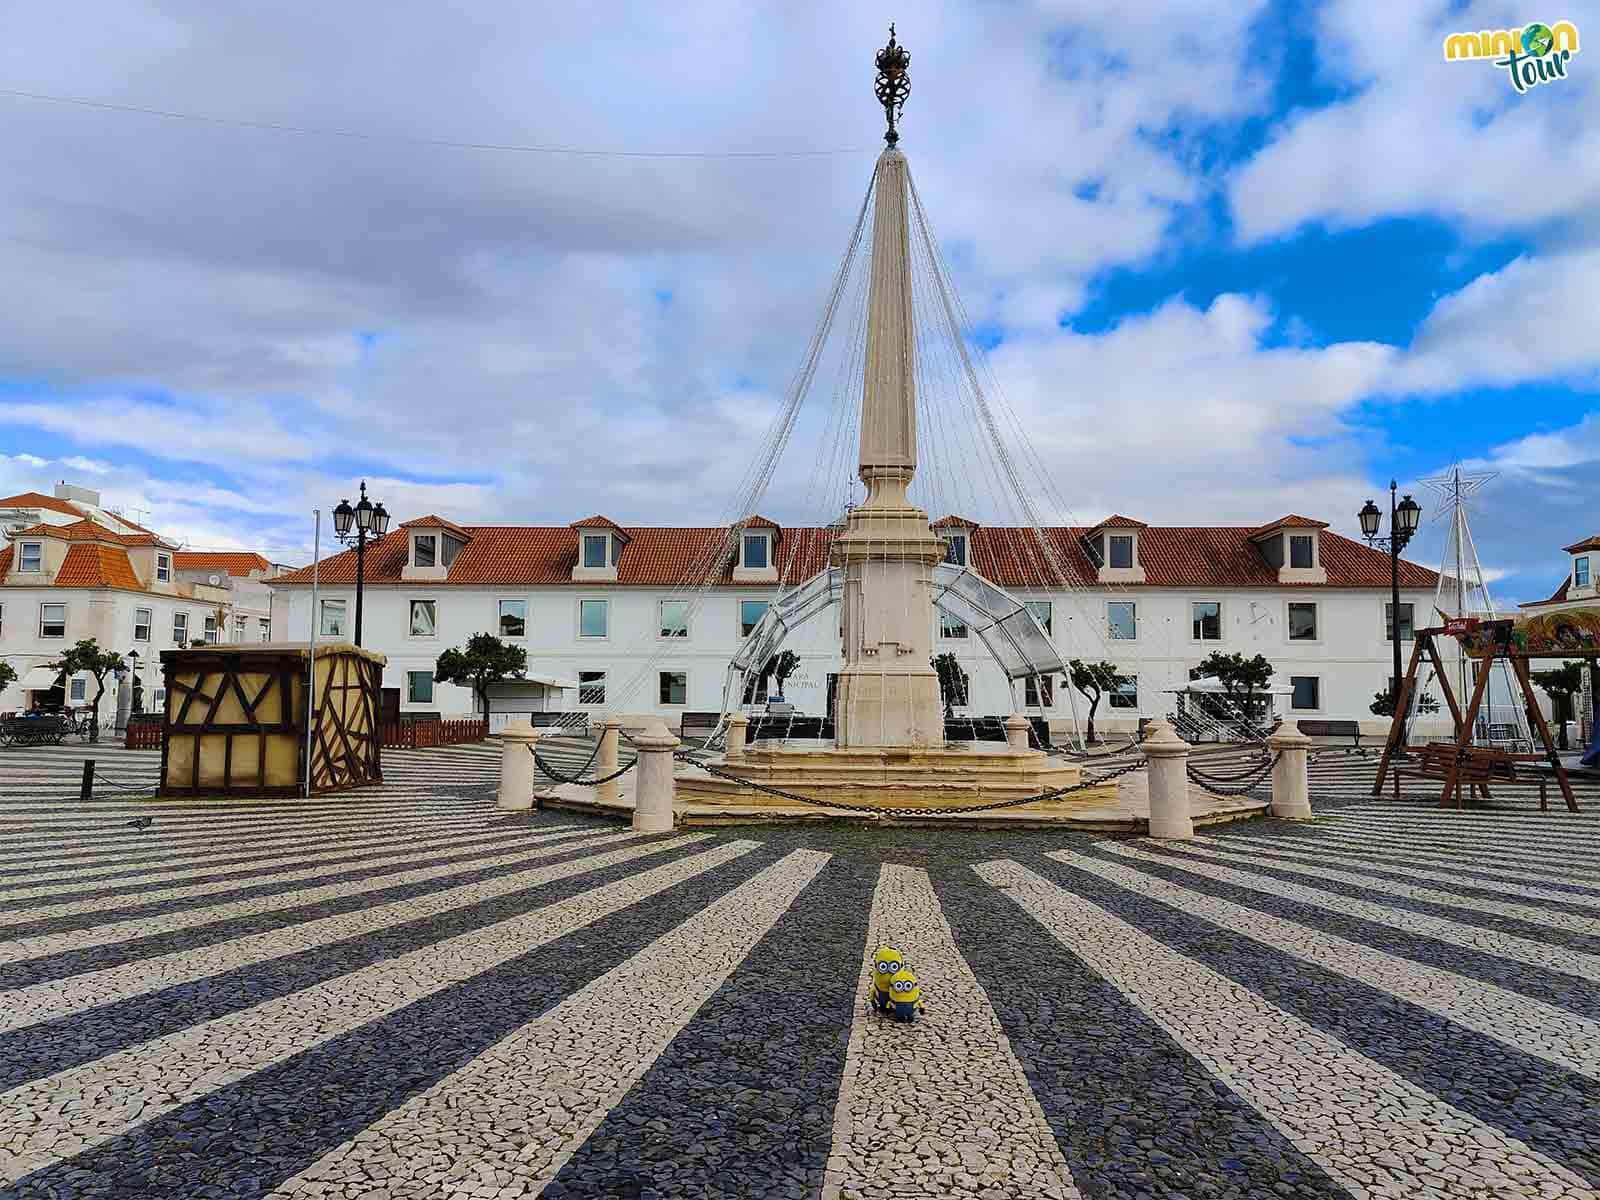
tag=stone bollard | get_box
[1267,720,1314,819]
[632,721,680,834]
[596,717,623,807]
[1004,712,1032,752]
[1141,719,1194,839]
[725,712,749,763]
[497,721,541,812]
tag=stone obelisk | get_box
[831,27,948,750]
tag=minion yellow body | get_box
[870,945,904,1013]
[888,967,922,1023]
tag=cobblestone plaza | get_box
[0,744,1596,1198]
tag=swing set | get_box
[1372,612,1600,813]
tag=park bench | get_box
[1296,718,1364,752]
[1393,742,1550,811]
[678,711,724,744]
[0,713,73,747]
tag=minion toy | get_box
[888,967,923,1023]
[870,945,905,1013]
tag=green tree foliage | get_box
[0,660,17,696]
[1531,660,1585,749]
[1067,659,1120,744]
[47,638,125,741]
[930,652,968,718]
[1369,689,1441,718]
[1192,651,1275,725]
[434,633,527,723]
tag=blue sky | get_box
[0,1,1594,608]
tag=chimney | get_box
[53,481,102,507]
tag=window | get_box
[235,615,247,641]
[259,618,271,642]
[409,599,438,637]
[1024,674,1055,708]
[1109,675,1139,709]
[203,613,218,643]
[659,671,688,706]
[40,602,66,638]
[581,533,609,569]
[498,599,526,638]
[1289,535,1315,569]
[0,603,4,637]
[579,670,606,705]
[319,600,346,638]
[156,552,171,582]
[740,599,769,637]
[173,611,189,643]
[1025,600,1053,635]
[19,542,42,572]
[742,534,769,570]
[406,671,434,704]
[1384,602,1414,643]
[1577,556,1591,588]
[1290,676,1320,711]
[1287,602,1318,642]
[1108,601,1137,640]
[1191,601,1222,641]
[939,611,968,639]
[69,678,86,702]
[579,599,608,638]
[414,535,437,568]
[659,599,689,639]
[134,607,152,642]
[944,533,967,566]
[1108,535,1134,569]
[153,687,167,710]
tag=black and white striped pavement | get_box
[0,748,1596,1197]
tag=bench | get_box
[1394,743,1549,811]
[1,714,72,747]
[527,711,590,735]
[1296,718,1364,751]
[678,711,725,744]
[944,715,1052,750]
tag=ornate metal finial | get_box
[874,23,911,146]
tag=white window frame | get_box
[578,598,609,640]
[413,533,438,568]
[580,533,610,570]
[939,611,969,640]
[156,552,172,583]
[408,598,439,639]
[739,598,769,638]
[658,670,688,707]
[1289,674,1322,712]
[69,677,87,703]
[203,613,219,643]
[1109,674,1139,710]
[39,602,66,638]
[19,541,42,573]
[1024,600,1052,636]
[578,670,607,706]
[1576,556,1591,588]
[259,618,271,642]
[943,533,968,566]
[1288,534,1316,570]
[319,599,346,639]
[1383,601,1415,644]
[741,532,771,571]
[1107,599,1137,641]
[173,611,189,643]
[658,599,690,640]
[1190,600,1223,642]
[497,598,527,639]
[134,607,152,642]
[1024,674,1055,708]
[234,614,247,641]
[1107,534,1135,570]
[1285,600,1319,644]
[406,670,434,705]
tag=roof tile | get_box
[174,550,273,577]
[1563,535,1600,554]
[1249,514,1331,538]
[54,544,142,590]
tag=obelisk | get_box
[831,27,948,749]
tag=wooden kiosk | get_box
[159,642,386,797]
[1373,612,1599,813]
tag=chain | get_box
[532,736,641,786]
[672,750,1148,816]
[1185,752,1280,796]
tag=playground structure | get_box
[1372,611,1600,813]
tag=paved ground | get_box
[0,742,1597,1198]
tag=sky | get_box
[0,1,1594,607]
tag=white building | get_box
[0,486,289,718]
[268,510,1439,736]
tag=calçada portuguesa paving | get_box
[0,743,1597,1198]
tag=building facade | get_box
[269,511,1440,735]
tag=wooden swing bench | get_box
[1392,743,1550,811]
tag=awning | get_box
[528,672,579,690]
[20,667,65,691]
[488,673,579,692]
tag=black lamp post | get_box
[1359,481,1422,729]
[331,480,390,648]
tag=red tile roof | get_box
[1520,578,1572,609]
[932,514,981,530]
[270,520,1437,591]
[54,544,142,590]
[0,491,86,518]
[174,550,273,577]
[0,545,11,576]
[401,514,474,540]
[1563,535,1600,553]
[1091,515,1149,530]
[1249,514,1330,539]
[10,519,166,547]
[739,514,782,531]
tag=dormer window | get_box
[1084,519,1147,582]
[156,552,172,582]
[742,533,770,571]
[19,541,42,572]
[1107,535,1134,570]
[944,533,968,566]
[1577,556,1591,589]
[1289,535,1315,569]
[414,535,436,568]
[581,533,610,569]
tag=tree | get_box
[1067,659,1121,744]
[930,653,969,717]
[47,638,125,741]
[0,660,16,697]
[434,633,527,723]
[1192,651,1275,727]
[1368,690,1441,718]
[1531,661,1585,750]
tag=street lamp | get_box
[1359,480,1422,731]
[332,480,390,647]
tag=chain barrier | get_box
[671,749,1148,817]
[1186,752,1279,797]
[530,736,642,787]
